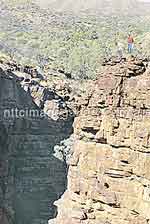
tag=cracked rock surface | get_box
[53,57,150,224]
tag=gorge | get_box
[1,56,150,224]
[0,64,74,224]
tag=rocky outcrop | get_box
[1,56,150,224]
[53,57,150,224]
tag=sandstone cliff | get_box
[53,57,150,224]
[1,56,150,224]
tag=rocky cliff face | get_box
[54,57,150,224]
[1,57,150,224]
[0,66,74,224]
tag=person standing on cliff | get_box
[115,41,124,60]
[128,34,134,54]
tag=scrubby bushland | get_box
[1,0,150,79]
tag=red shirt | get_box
[128,37,134,44]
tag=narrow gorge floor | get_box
[0,69,74,224]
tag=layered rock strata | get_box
[54,58,150,224]
[1,57,150,224]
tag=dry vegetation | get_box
[0,0,150,79]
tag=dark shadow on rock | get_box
[0,70,74,224]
